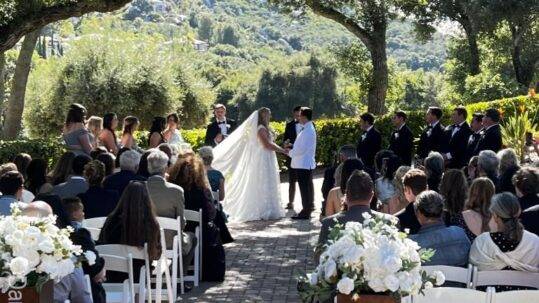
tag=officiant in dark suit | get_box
[389,111,414,165]
[474,108,503,154]
[356,113,382,170]
[204,104,237,147]
[283,106,302,210]
[465,113,484,164]
[417,107,445,161]
[443,107,473,169]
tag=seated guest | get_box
[168,154,226,282]
[0,162,34,202]
[470,192,539,291]
[317,170,394,260]
[145,150,196,255]
[98,182,161,282]
[49,152,76,186]
[13,153,32,179]
[478,150,499,188]
[53,154,91,199]
[440,169,468,226]
[115,147,130,169]
[21,201,92,303]
[26,158,54,195]
[396,169,428,234]
[325,159,364,217]
[465,156,479,184]
[199,146,224,200]
[78,160,119,218]
[63,198,106,303]
[90,146,107,160]
[410,190,471,266]
[497,148,520,193]
[96,152,115,177]
[389,166,412,214]
[0,171,24,215]
[103,150,145,196]
[513,167,539,235]
[136,149,153,178]
[375,152,401,212]
[461,178,497,241]
[424,151,444,192]
[321,145,357,215]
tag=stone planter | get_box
[334,293,399,303]
[0,280,54,303]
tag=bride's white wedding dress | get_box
[212,111,285,223]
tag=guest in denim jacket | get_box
[410,190,471,267]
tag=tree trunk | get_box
[460,18,481,75]
[509,24,528,87]
[1,28,41,140]
[0,51,5,105]
[367,35,388,115]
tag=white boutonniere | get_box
[361,133,367,141]
[426,129,432,137]
[394,132,399,139]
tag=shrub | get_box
[0,138,65,167]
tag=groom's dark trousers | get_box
[296,168,314,213]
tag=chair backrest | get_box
[86,227,101,241]
[83,217,107,229]
[491,290,539,303]
[473,268,539,289]
[96,244,149,262]
[184,209,202,224]
[156,216,181,234]
[423,265,473,287]
[413,287,491,303]
[99,253,135,302]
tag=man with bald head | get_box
[20,200,53,217]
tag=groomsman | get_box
[443,107,473,169]
[283,106,302,210]
[474,108,503,154]
[389,111,414,165]
[204,104,237,147]
[465,113,484,164]
[417,107,445,161]
[356,113,382,170]
[287,107,317,220]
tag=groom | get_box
[204,104,237,147]
[287,107,317,220]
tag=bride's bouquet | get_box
[0,205,91,293]
[298,213,445,302]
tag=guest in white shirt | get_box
[287,107,317,220]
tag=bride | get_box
[212,107,287,223]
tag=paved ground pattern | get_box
[180,176,324,302]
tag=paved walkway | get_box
[180,175,324,302]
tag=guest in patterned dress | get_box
[470,192,539,291]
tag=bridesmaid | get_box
[148,116,167,148]
[99,113,120,155]
[163,113,185,146]
[121,116,143,153]
[86,116,103,149]
[63,103,92,156]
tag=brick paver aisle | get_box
[180,176,324,302]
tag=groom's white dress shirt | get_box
[289,121,316,170]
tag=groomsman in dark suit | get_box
[356,113,382,170]
[443,106,473,169]
[283,106,302,210]
[204,104,237,147]
[465,113,484,164]
[389,111,414,165]
[417,107,445,161]
[474,108,503,154]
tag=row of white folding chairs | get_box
[421,265,539,289]
[413,288,539,303]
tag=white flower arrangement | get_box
[0,205,83,293]
[298,213,445,302]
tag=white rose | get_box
[324,259,337,281]
[16,249,40,269]
[433,271,445,286]
[10,257,29,276]
[341,245,364,264]
[38,239,55,253]
[337,277,355,295]
[307,273,318,286]
[84,251,97,266]
[368,278,387,293]
[424,281,433,289]
[38,255,59,276]
[56,259,75,280]
[383,275,400,292]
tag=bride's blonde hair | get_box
[258,107,271,127]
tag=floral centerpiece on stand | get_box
[0,204,91,298]
[298,213,445,303]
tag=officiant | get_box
[204,104,237,147]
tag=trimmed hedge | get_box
[2,95,537,168]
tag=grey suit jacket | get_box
[52,176,89,199]
[146,175,192,254]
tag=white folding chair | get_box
[152,228,175,303]
[83,217,107,229]
[473,268,539,289]
[157,216,183,297]
[412,287,491,303]
[490,289,539,303]
[84,275,93,303]
[423,265,474,288]
[96,244,152,303]
[98,254,136,303]
[86,227,101,241]
[184,209,202,286]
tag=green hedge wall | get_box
[1,95,537,168]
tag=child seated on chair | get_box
[63,197,107,303]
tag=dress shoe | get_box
[285,203,294,210]
[292,213,311,220]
